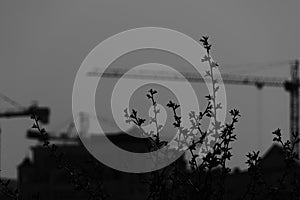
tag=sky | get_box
[0,0,300,178]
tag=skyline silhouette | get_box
[0,0,300,185]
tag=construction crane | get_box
[0,94,50,124]
[27,116,82,145]
[27,111,94,144]
[26,112,120,143]
[0,95,50,177]
[26,129,79,143]
[87,59,300,156]
[0,104,50,124]
[26,112,85,144]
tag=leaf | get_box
[272,128,281,137]
[215,103,222,110]
[205,70,211,77]
[154,108,160,114]
[211,61,219,68]
[149,89,157,95]
[166,100,174,108]
[124,108,129,118]
[205,95,213,101]
[229,109,240,117]
[201,55,211,62]
[138,118,146,126]
[199,36,209,46]
[32,124,38,129]
[132,109,137,116]
[189,111,196,119]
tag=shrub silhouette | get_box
[124,35,240,200]
[123,36,300,200]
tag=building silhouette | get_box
[223,144,300,200]
[16,128,300,200]
[18,129,186,200]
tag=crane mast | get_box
[285,60,299,156]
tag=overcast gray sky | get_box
[0,0,300,178]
